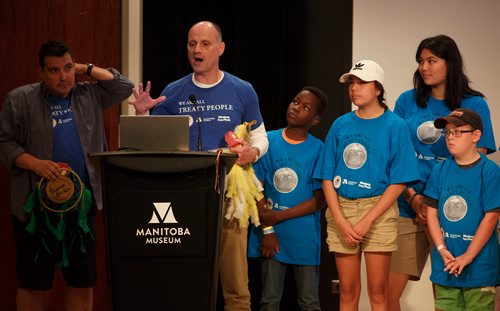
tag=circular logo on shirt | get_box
[333,175,342,189]
[187,115,194,127]
[273,167,298,193]
[417,121,441,144]
[266,198,274,210]
[443,195,467,222]
[343,143,367,169]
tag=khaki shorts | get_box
[390,216,432,280]
[325,195,399,254]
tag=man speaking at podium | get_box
[130,21,268,310]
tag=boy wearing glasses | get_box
[424,108,500,310]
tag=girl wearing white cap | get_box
[313,60,420,310]
[388,35,497,311]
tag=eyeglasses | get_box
[441,129,475,137]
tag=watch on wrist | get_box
[86,63,94,76]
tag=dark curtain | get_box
[143,1,352,310]
[143,0,352,141]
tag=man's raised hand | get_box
[128,81,166,115]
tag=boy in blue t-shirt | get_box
[248,86,328,310]
[425,108,500,310]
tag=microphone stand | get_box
[189,95,202,151]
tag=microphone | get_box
[189,94,202,151]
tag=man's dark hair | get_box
[38,40,72,68]
[302,86,329,115]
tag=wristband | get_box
[408,192,418,208]
[262,226,275,235]
[437,244,446,252]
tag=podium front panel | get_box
[101,157,224,311]
[117,190,207,257]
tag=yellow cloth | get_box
[224,121,264,228]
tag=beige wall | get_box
[353,0,500,163]
[353,0,500,309]
[121,0,142,116]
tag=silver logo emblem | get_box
[443,195,467,222]
[417,121,441,144]
[343,143,367,169]
[273,167,298,193]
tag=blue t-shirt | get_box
[247,129,323,265]
[424,154,500,288]
[151,72,264,151]
[49,96,89,186]
[313,110,420,199]
[394,89,496,218]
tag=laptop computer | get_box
[119,115,190,151]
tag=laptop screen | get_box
[119,115,190,151]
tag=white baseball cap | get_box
[339,60,385,87]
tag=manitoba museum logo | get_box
[135,202,191,244]
[149,202,178,224]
